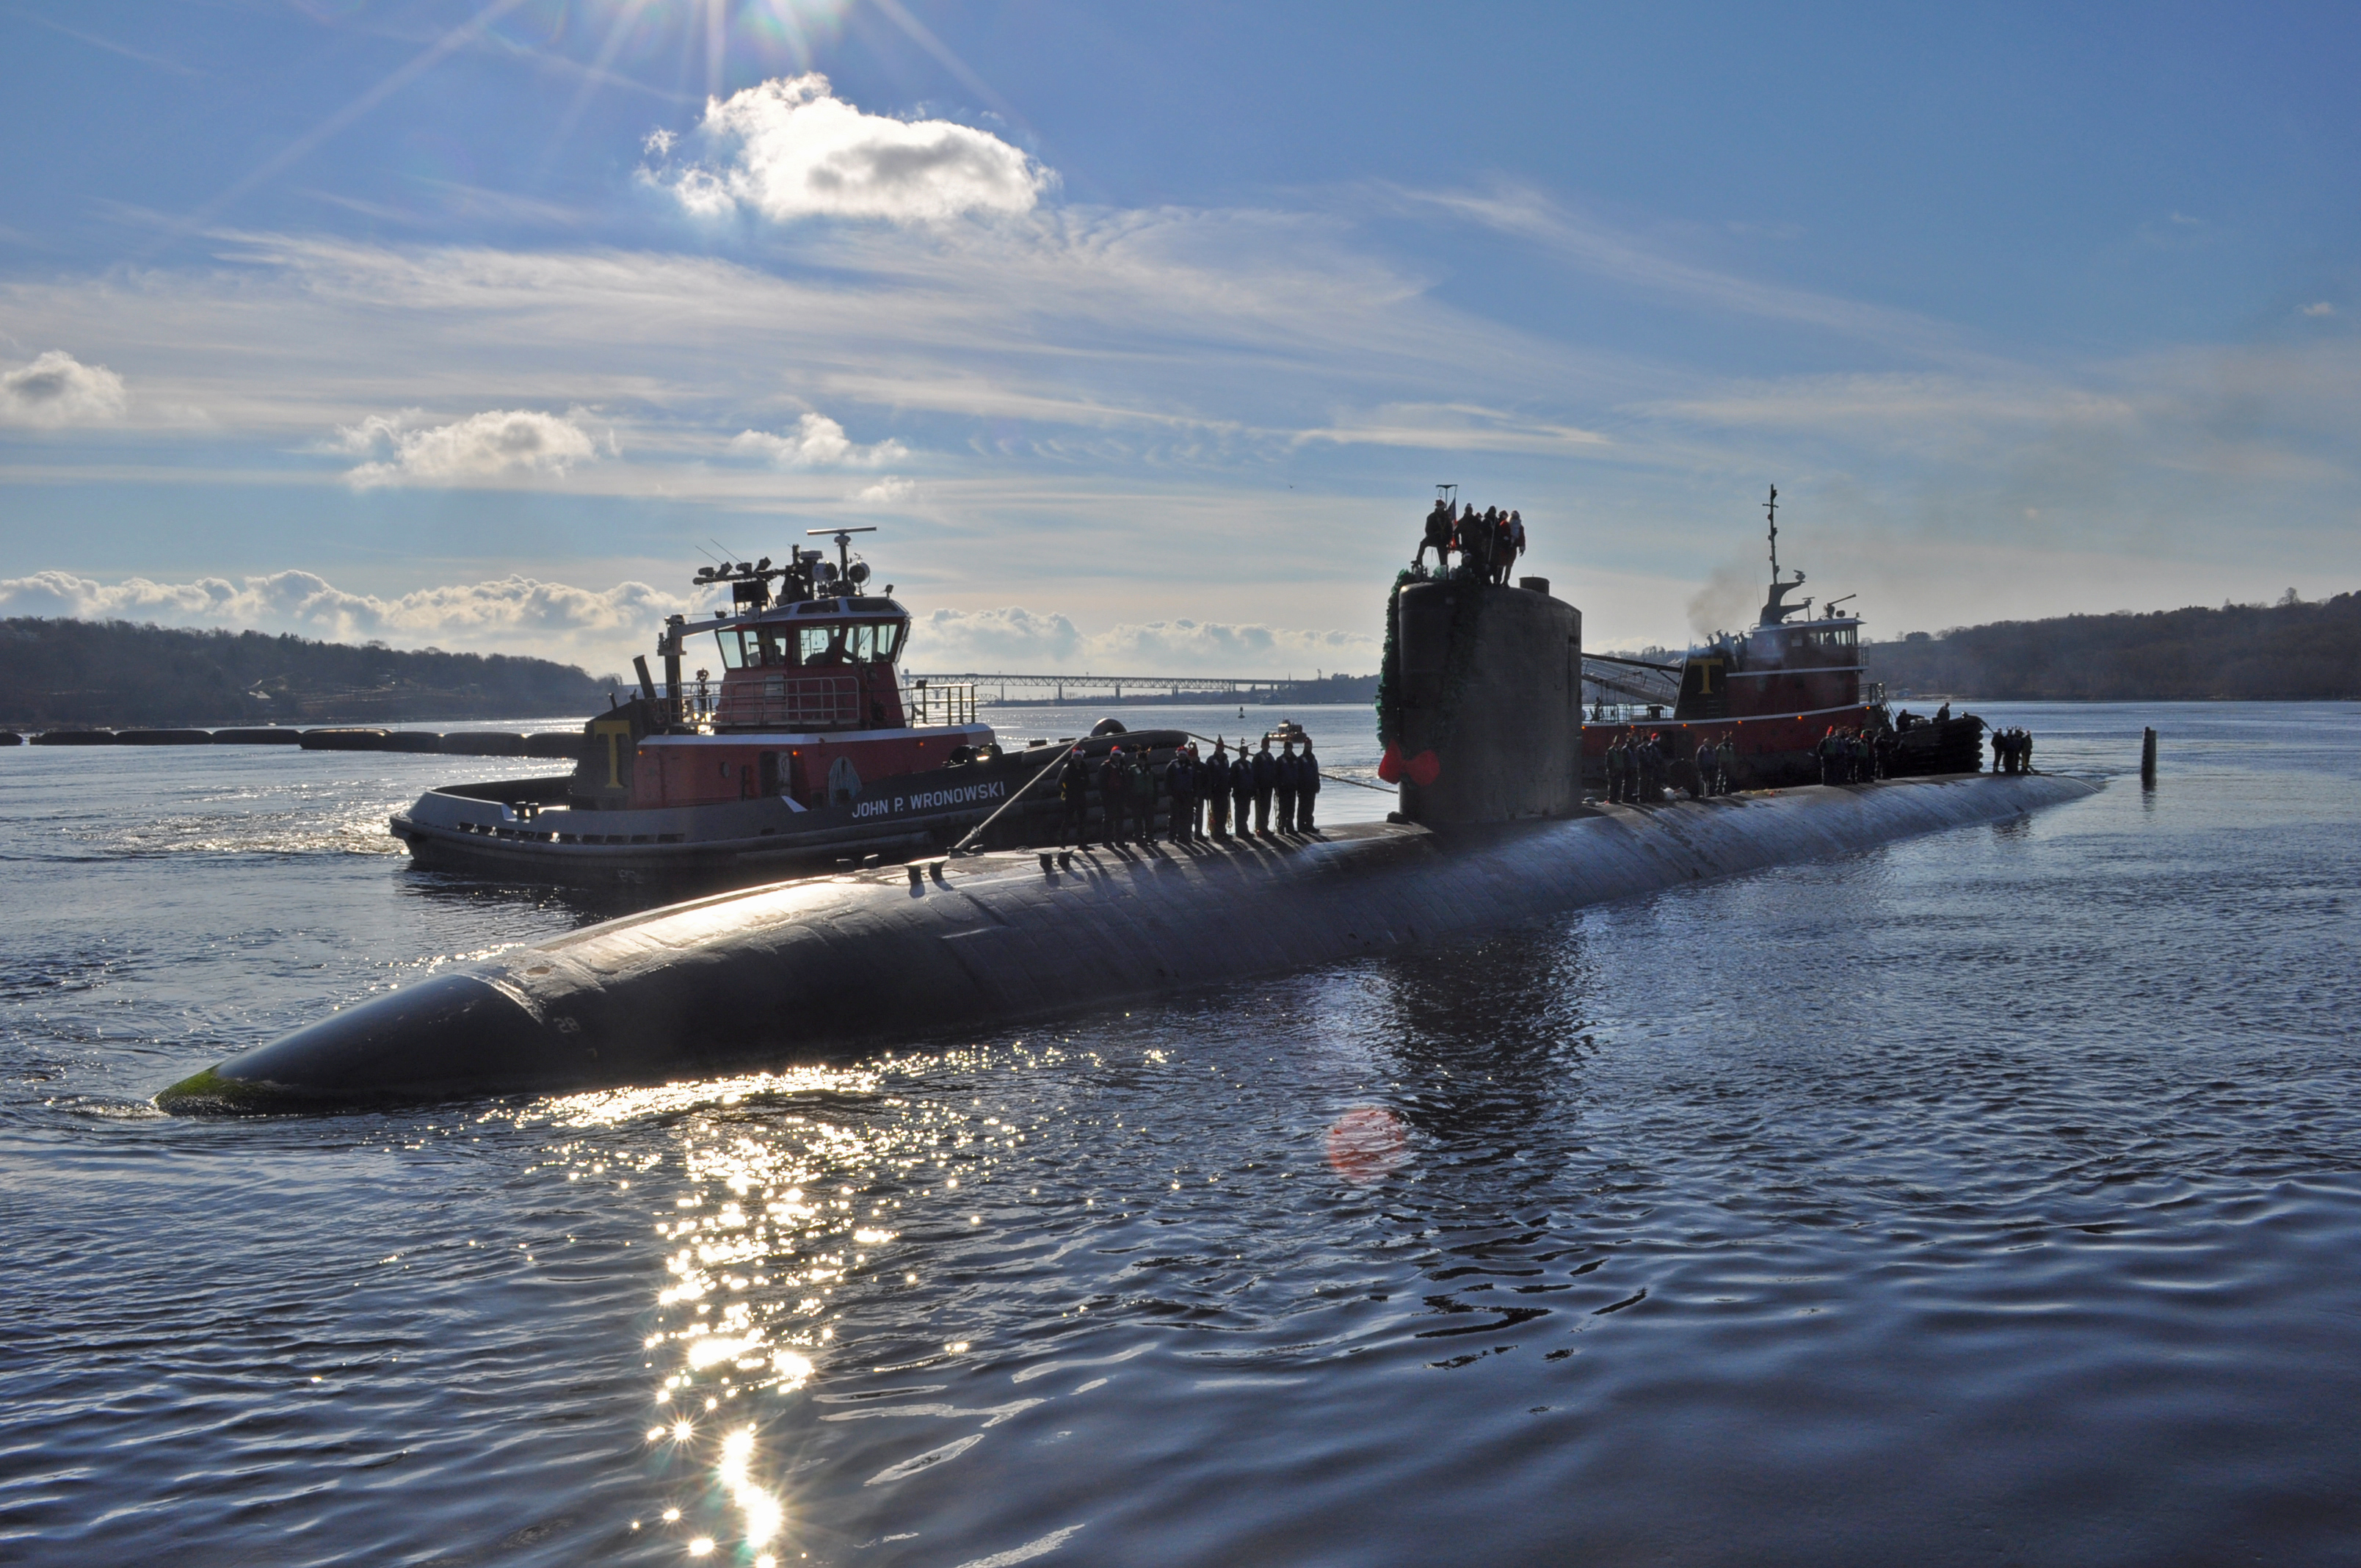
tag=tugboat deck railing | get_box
[902,682,976,728]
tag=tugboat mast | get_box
[1764,484,1780,582]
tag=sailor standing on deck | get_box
[1274,739,1300,832]
[1462,507,1495,584]
[1717,735,1738,795]
[1695,739,1717,799]
[1417,499,1454,570]
[1128,749,1158,844]
[1604,736,1624,802]
[1297,741,1321,830]
[1230,739,1255,836]
[1097,747,1127,845]
[1202,740,1231,839]
[1251,738,1277,835]
[1165,747,1196,845]
[1057,751,1091,847]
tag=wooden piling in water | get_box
[2141,726,2158,785]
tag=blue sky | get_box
[1,1,2354,676]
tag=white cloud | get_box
[0,350,127,427]
[338,408,603,489]
[904,606,1378,675]
[730,412,907,468]
[655,73,1051,225]
[2302,302,2337,318]
[849,475,917,505]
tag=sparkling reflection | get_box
[517,1050,1067,1557]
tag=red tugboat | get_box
[1581,489,1983,791]
[392,529,1183,880]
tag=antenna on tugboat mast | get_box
[1764,484,1780,582]
[806,526,878,590]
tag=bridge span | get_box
[905,657,1683,710]
[904,672,1374,706]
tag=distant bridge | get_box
[906,656,1682,710]
[906,672,1372,705]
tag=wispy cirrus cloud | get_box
[1295,402,1611,454]
[1388,183,1986,364]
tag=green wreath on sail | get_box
[1375,562,1487,787]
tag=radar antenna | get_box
[807,526,879,590]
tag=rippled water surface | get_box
[5,703,2360,1566]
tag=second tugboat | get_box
[392,529,1181,881]
[1581,488,1984,791]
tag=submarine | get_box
[159,547,2099,1114]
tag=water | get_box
[4,702,2359,1566]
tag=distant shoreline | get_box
[1,617,613,729]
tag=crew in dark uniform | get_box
[1097,747,1127,845]
[1716,735,1738,794]
[1417,500,1454,570]
[1230,739,1254,837]
[1461,507,1494,583]
[1694,739,1716,798]
[1129,750,1157,843]
[1297,741,1321,830]
[1622,735,1641,803]
[1604,736,1624,802]
[1491,509,1514,584]
[1164,749,1195,844]
[1274,739,1300,832]
[1203,741,1231,839]
[1251,738,1277,835]
[1057,752,1090,846]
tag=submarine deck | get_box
[160,772,2100,1112]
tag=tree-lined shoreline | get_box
[0,618,616,728]
[1863,592,2361,702]
[7,591,2357,730]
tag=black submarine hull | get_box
[159,774,2098,1113]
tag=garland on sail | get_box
[1375,562,1490,762]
